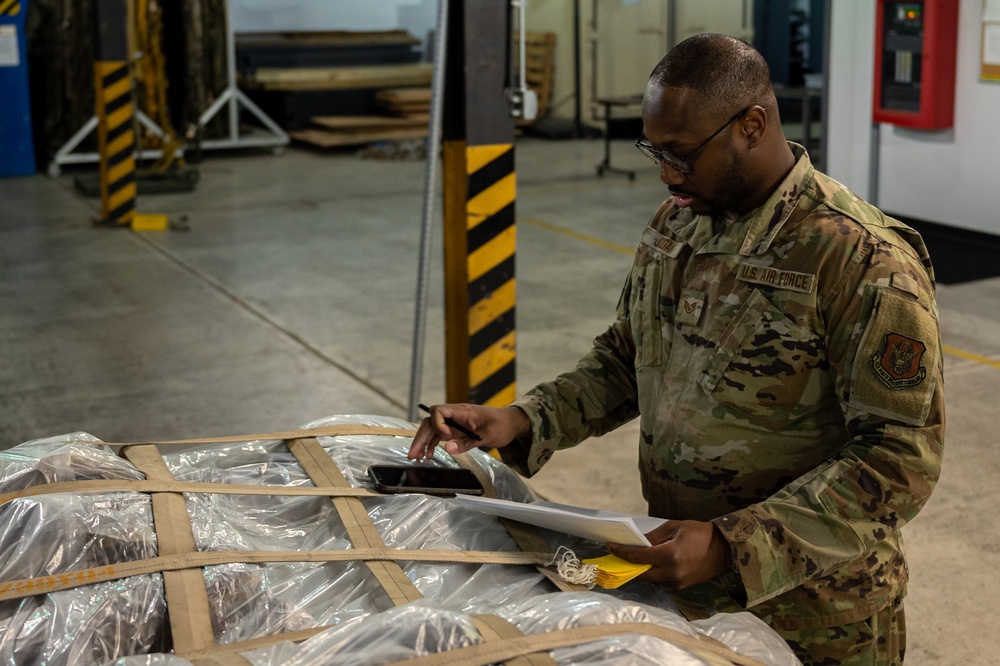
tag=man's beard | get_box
[703,146,753,218]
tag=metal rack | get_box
[47,0,287,177]
[194,0,288,152]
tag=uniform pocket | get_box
[630,258,665,369]
[699,289,825,431]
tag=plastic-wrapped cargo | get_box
[0,415,801,666]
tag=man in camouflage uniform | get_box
[410,34,943,665]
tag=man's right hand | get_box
[408,404,531,460]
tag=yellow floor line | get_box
[518,214,999,372]
[518,214,634,255]
[941,344,1000,370]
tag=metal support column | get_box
[441,0,517,407]
[407,0,450,422]
[94,0,136,227]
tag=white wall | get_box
[826,0,1000,235]
[526,0,756,126]
[231,0,438,47]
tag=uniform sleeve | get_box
[500,281,641,477]
[712,238,945,608]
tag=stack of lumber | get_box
[290,86,432,149]
[375,87,431,121]
[291,113,428,149]
[242,63,433,92]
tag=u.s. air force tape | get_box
[736,262,816,293]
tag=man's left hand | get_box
[607,520,732,589]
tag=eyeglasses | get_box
[634,107,750,174]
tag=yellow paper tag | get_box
[582,554,651,589]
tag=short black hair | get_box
[649,34,775,121]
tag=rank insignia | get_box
[871,332,927,389]
[677,289,705,325]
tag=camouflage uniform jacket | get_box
[503,144,944,631]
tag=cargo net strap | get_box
[186,620,766,666]
[1,424,587,664]
[287,436,425,606]
[0,548,554,603]
[469,615,558,666]
[0,479,382,505]
[104,424,421,447]
[122,444,219,655]
[380,621,770,666]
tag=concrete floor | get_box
[1,137,996,664]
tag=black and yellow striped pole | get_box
[441,0,517,407]
[94,0,136,227]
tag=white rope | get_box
[549,546,597,589]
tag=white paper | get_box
[985,23,1000,66]
[454,495,667,547]
[533,500,668,534]
[0,26,19,68]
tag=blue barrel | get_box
[0,0,36,177]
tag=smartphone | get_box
[367,464,485,496]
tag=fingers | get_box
[606,520,678,562]
[408,404,483,460]
[606,542,650,565]
[407,418,438,460]
[607,521,730,589]
[409,403,529,460]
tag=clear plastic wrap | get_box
[0,432,144,492]
[239,593,802,666]
[0,435,166,666]
[0,415,801,666]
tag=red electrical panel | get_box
[873,0,959,129]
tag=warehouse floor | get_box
[2,136,996,664]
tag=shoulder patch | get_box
[849,288,938,425]
[871,333,927,388]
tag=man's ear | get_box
[741,105,767,148]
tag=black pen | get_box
[418,403,482,441]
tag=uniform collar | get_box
[700,143,814,256]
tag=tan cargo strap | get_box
[184,612,562,665]
[187,655,256,666]
[185,619,763,666]
[0,548,551,602]
[107,424,417,447]
[383,621,768,666]
[470,615,558,666]
[180,606,566,665]
[183,626,330,662]
[0,479,382,505]
[122,445,219,655]
[287,436,425,606]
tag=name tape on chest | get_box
[641,228,684,258]
[736,263,816,294]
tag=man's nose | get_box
[659,161,686,186]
